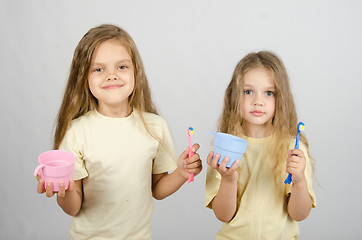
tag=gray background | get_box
[1,0,361,239]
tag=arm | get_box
[207,151,239,222]
[57,180,83,216]
[286,149,313,221]
[37,176,83,216]
[152,144,202,200]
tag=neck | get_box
[97,104,133,118]
[241,123,273,138]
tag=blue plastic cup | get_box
[209,132,248,168]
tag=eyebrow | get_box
[91,59,132,66]
[243,84,275,89]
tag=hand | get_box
[36,173,75,198]
[207,151,239,183]
[286,149,306,183]
[177,143,203,179]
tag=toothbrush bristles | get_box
[188,127,194,135]
[298,122,305,131]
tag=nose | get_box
[107,73,118,81]
[253,94,264,106]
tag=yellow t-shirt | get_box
[60,109,177,240]
[205,134,316,240]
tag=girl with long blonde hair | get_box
[205,51,315,239]
[35,24,202,239]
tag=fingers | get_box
[206,152,232,170]
[37,176,73,198]
[206,151,215,166]
[207,151,239,170]
[229,159,240,171]
[68,179,75,192]
[289,149,305,158]
[185,157,202,169]
[185,159,202,172]
[182,143,201,160]
[286,150,306,179]
[58,183,66,198]
[36,177,55,197]
[286,163,299,174]
[186,151,201,164]
[37,178,46,194]
[45,181,55,197]
[185,162,203,175]
[184,149,202,175]
[207,151,220,169]
[179,146,190,160]
[217,156,235,173]
[190,143,200,153]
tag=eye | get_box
[244,90,253,95]
[93,68,103,72]
[265,91,274,96]
[118,65,128,70]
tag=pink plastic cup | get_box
[33,150,75,192]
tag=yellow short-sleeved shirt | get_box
[60,109,177,240]
[205,134,316,240]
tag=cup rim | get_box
[38,150,75,168]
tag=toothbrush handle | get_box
[187,137,194,183]
[285,123,304,184]
[284,173,292,184]
[187,149,194,183]
[188,173,194,183]
[284,152,298,184]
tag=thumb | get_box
[180,146,190,160]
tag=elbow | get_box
[216,215,232,223]
[288,208,311,222]
[57,200,81,217]
[214,210,234,223]
[290,212,310,222]
[291,216,307,222]
[62,208,80,217]
[67,211,78,217]
[152,192,167,200]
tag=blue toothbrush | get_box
[284,122,305,184]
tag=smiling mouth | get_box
[103,84,123,89]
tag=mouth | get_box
[251,110,264,116]
[103,84,124,90]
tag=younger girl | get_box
[205,51,316,239]
[36,24,202,239]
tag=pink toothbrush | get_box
[187,126,194,183]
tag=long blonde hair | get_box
[54,24,157,149]
[219,51,313,183]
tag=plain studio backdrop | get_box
[1,0,361,239]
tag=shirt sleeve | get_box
[59,122,89,181]
[152,117,177,174]
[285,142,316,207]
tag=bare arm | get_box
[286,149,313,221]
[287,178,312,221]
[207,151,239,222]
[152,169,187,200]
[152,144,202,200]
[56,180,83,216]
[36,175,83,216]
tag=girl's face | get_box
[240,67,276,135]
[88,39,134,117]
